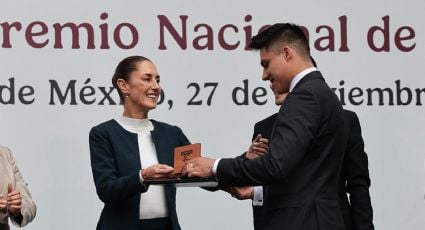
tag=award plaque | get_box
[173,143,201,175]
[144,143,217,187]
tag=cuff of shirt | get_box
[212,158,222,180]
[252,186,264,206]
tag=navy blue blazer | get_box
[89,119,190,230]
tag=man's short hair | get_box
[249,23,310,57]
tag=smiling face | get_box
[118,60,161,117]
[274,92,288,106]
[260,44,299,94]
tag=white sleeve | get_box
[252,186,264,206]
[212,158,222,180]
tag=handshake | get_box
[142,135,270,200]
[182,134,269,179]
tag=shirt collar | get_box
[289,67,318,92]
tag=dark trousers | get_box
[140,217,173,230]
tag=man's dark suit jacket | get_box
[218,71,346,230]
[249,110,374,230]
[89,119,189,230]
[339,110,374,230]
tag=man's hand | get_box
[182,157,215,178]
[141,164,174,180]
[226,186,254,200]
[246,134,269,159]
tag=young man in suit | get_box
[230,105,375,230]
[229,58,374,230]
[183,23,346,230]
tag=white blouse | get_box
[115,116,168,220]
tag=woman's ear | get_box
[117,78,129,95]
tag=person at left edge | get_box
[89,56,190,230]
[0,146,37,230]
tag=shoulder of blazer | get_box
[91,119,133,134]
[293,70,325,91]
[343,109,358,130]
[255,113,278,130]
[151,119,173,129]
[91,119,117,132]
[253,113,278,140]
[0,145,12,160]
[0,145,8,154]
[150,119,183,135]
[89,119,139,148]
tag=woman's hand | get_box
[141,164,174,180]
[6,183,22,216]
[0,194,7,209]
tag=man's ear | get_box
[281,46,293,61]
